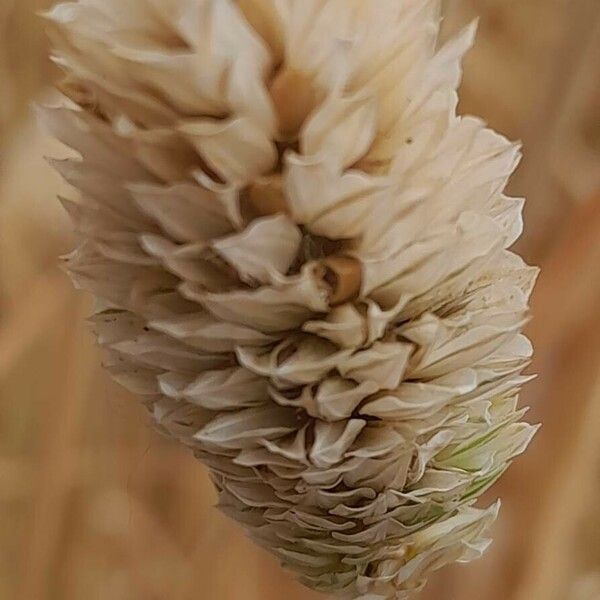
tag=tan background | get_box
[1,1,599,599]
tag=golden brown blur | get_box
[1,1,599,599]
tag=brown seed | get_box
[246,176,289,217]
[321,256,362,306]
[270,68,316,139]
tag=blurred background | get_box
[0,1,599,599]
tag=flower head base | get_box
[43,1,538,598]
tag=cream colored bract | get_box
[43,1,539,598]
